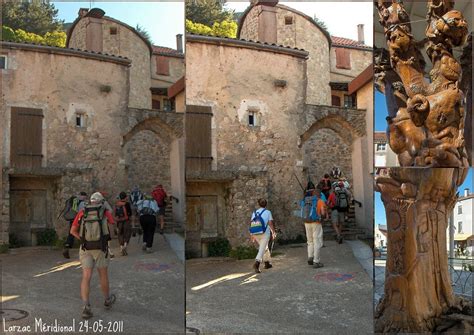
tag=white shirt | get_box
[251,207,273,234]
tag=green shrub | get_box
[208,238,231,257]
[8,233,24,248]
[229,245,258,260]
[0,244,9,253]
[37,228,58,246]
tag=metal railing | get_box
[374,257,473,306]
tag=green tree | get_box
[135,24,153,44]
[186,0,234,27]
[313,15,329,34]
[186,19,237,38]
[2,25,66,48]
[2,1,64,36]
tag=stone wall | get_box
[186,37,308,243]
[304,128,353,186]
[68,16,152,109]
[124,130,171,195]
[239,4,332,106]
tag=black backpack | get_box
[61,196,80,221]
[335,189,349,211]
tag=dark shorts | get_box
[158,206,166,216]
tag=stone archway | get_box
[122,109,185,224]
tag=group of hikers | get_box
[249,167,352,273]
[60,184,170,319]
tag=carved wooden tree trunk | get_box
[375,0,470,167]
[375,168,468,332]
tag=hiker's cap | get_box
[90,192,104,203]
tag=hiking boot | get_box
[159,228,164,235]
[313,262,324,269]
[307,257,314,266]
[62,248,70,259]
[338,235,343,244]
[253,261,261,273]
[264,261,272,269]
[146,247,153,254]
[104,294,116,309]
[142,243,147,251]
[82,304,93,319]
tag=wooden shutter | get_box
[152,99,161,110]
[156,56,170,76]
[10,107,43,169]
[186,105,212,174]
[335,48,351,69]
[331,95,341,106]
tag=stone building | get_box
[186,1,373,257]
[0,8,185,246]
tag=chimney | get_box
[357,24,364,44]
[464,188,470,197]
[78,8,89,17]
[176,34,183,53]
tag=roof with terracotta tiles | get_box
[152,45,184,58]
[374,131,387,143]
[331,36,372,50]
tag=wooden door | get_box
[186,105,212,173]
[10,107,43,169]
[10,189,47,245]
[199,195,218,238]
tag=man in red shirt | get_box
[70,192,116,319]
[151,184,168,234]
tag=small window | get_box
[458,221,463,233]
[344,94,356,108]
[458,205,462,214]
[331,95,341,107]
[110,26,117,35]
[284,16,293,25]
[163,99,174,112]
[248,112,256,126]
[152,99,161,110]
[75,113,86,128]
[376,143,386,151]
[0,56,7,69]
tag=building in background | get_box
[448,188,473,256]
[374,131,399,167]
[186,0,373,257]
[0,8,185,246]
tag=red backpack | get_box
[152,187,167,207]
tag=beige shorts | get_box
[79,248,109,269]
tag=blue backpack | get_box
[249,209,267,235]
[300,196,320,222]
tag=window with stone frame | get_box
[75,111,87,128]
[0,55,7,69]
[458,221,463,233]
[247,107,260,127]
[458,205,462,214]
[163,98,174,112]
[284,16,293,25]
[109,26,118,35]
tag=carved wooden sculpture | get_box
[375,167,470,332]
[375,0,471,167]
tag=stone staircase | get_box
[163,200,184,234]
[322,204,367,240]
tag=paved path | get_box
[186,240,373,334]
[1,233,184,334]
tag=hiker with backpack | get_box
[69,192,116,319]
[300,187,326,268]
[136,195,159,253]
[99,191,116,258]
[114,192,132,256]
[319,174,332,200]
[249,198,276,273]
[62,192,88,259]
[130,186,144,236]
[327,181,352,244]
[151,184,168,235]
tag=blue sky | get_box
[375,91,387,132]
[375,169,473,226]
[52,1,184,48]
